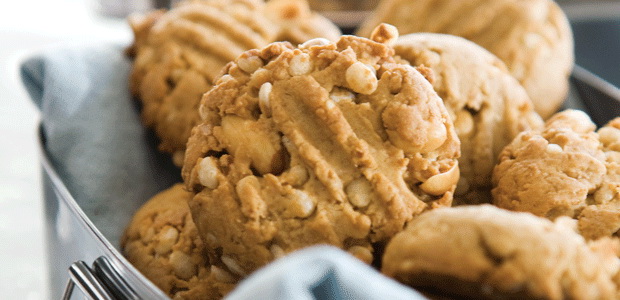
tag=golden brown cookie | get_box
[563,117,620,240]
[492,111,620,240]
[121,184,236,299]
[128,0,280,163]
[357,0,574,119]
[394,33,543,204]
[382,205,620,300]
[182,24,460,276]
[265,0,341,45]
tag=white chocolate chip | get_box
[169,251,195,280]
[547,143,563,153]
[419,163,460,196]
[237,55,264,74]
[289,53,312,76]
[198,157,219,189]
[221,255,246,276]
[330,88,355,103]
[259,82,273,116]
[325,99,336,110]
[299,38,331,49]
[270,244,285,259]
[346,62,378,95]
[347,246,373,264]
[211,266,236,283]
[154,226,179,255]
[290,190,316,218]
[345,178,373,208]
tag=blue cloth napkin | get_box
[229,246,425,300]
[21,44,181,248]
[20,44,426,300]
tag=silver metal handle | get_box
[62,257,139,300]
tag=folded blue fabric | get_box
[21,44,181,247]
[228,246,424,300]
[20,44,425,300]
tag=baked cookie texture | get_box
[264,0,341,45]
[357,0,574,119]
[128,0,279,163]
[394,33,543,204]
[182,24,461,276]
[382,205,620,300]
[121,184,236,299]
[492,111,620,240]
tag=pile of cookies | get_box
[121,0,620,299]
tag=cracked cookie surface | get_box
[358,0,574,119]
[382,205,620,300]
[182,25,460,276]
[492,111,620,240]
[121,184,236,300]
[394,33,543,204]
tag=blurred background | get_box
[0,0,618,299]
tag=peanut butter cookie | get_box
[358,0,574,119]
[394,33,543,204]
[382,205,620,300]
[121,184,236,299]
[265,0,341,45]
[493,111,620,240]
[182,24,460,276]
[128,0,280,163]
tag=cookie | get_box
[382,205,620,300]
[394,33,543,204]
[121,184,236,299]
[264,0,341,45]
[357,0,574,119]
[128,0,280,163]
[182,24,461,275]
[492,111,620,240]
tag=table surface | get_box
[0,0,131,298]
